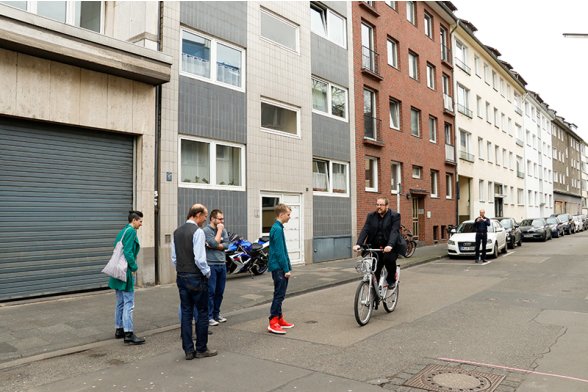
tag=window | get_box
[495,146,500,166]
[459,129,472,157]
[391,162,402,193]
[410,108,421,137]
[492,70,498,90]
[474,55,480,76]
[365,157,378,192]
[385,1,397,9]
[6,1,103,32]
[310,3,346,48]
[431,170,439,197]
[406,1,416,24]
[261,99,299,136]
[494,108,499,127]
[487,142,492,163]
[476,95,482,118]
[261,8,298,52]
[454,40,469,73]
[364,88,377,139]
[412,165,422,179]
[361,23,376,73]
[424,12,433,38]
[488,181,493,202]
[389,99,400,130]
[517,188,523,205]
[478,137,484,160]
[408,51,419,80]
[180,137,245,190]
[456,84,471,117]
[445,123,453,145]
[440,27,449,62]
[312,77,348,120]
[483,63,490,83]
[446,173,453,198]
[479,180,485,202]
[426,63,436,89]
[313,159,349,195]
[485,101,491,122]
[387,38,399,68]
[429,116,437,143]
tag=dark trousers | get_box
[375,250,398,286]
[475,232,488,261]
[269,270,289,319]
[177,273,209,354]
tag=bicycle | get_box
[353,246,400,326]
[400,225,417,258]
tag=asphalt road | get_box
[3,232,588,392]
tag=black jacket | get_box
[357,209,401,249]
[473,217,491,233]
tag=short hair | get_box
[275,203,291,217]
[128,210,143,223]
[377,197,389,206]
[187,204,207,219]
[210,209,223,220]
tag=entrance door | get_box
[411,197,421,240]
[261,193,303,265]
[494,197,504,217]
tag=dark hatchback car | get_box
[551,213,574,235]
[545,216,565,238]
[497,217,522,248]
[520,218,552,241]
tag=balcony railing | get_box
[517,170,525,178]
[443,94,454,112]
[364,115,382,142]
[459,150,475,162]
[441,44,452,64]
[445,143,455,163]
[361,45,380,76]
[457,104,473,118]
[454,57,471,74]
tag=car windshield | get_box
[546,217,558,224]
[557,214,568,221]
[521,219,543,227]
[500,219,512,228]
[457,222,495,233]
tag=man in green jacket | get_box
[109,210,145,345]
[267,203,295,335]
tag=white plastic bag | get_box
[101,229,129,282]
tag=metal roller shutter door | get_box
[0,120,133,300]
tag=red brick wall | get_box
[353,2,457,244]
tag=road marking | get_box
[438,357,588,384]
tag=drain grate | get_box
[404,364,505,392]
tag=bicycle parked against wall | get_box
[353,246,400,326]
[400,225,416,258]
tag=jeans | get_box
[269,270,289,319]
[178,304,198,323]
[177,273,209,354]
[114,290,135,332]
[475,232,488,260]
[208,264,227,321]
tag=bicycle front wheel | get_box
[383,284,399,313]
[405,241,416,258]
[354,281,374,326]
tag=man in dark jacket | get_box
[353,197,401,288]
[474,209,491,263]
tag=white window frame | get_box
[180,28,246,92]
[260,7,300,53]
[410,107,421,137]
[391,161,402,194]
[426,63,436,89]
[389,98,400,130]
[312,158,350,197]
[17,1,105,32]
[479,180,485,202]
[309,2,347,48]
[387,37,399,68]
[365,157,379,192]
[431,170,439,197]
[424,12,433,38]
[408,51,419,80]
[412,165,422,179]
[446,173,453,199]
[179,136,246,191]
[429,116,437,143]
[260,97,301,138]
[311,77,348,121]
[406,1,416,24]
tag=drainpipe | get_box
[153,1,164,284]
[451,19,460,226]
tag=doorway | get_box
[261,193,303,265]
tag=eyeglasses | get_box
[376,203,386,206]
[216,217,224,221]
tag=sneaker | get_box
[185,352,195,360]
[209,319,219,326]
[267,317,286,334]
[195,349,218,358]
[215,316,227,323]
[278,315,294,329]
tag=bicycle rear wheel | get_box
[405,240,416,258]
[383,284,399,313]
[354,281,374,326]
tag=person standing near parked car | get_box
[474,209,491,264]
[203,209,230,326]
[110,210,145,345]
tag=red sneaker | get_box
[267,317,286,334]
[278,315,294,329]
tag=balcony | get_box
[443,94,454,113]
[454,57,471,74]
[459,150,475,162]
[361,46,382,80]
[441,44,452,65]
[445,144,456,164]
[517,170,525,178]
[457,104,473,118]
[363,115,383,146]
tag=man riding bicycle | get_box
[353,197,401,289]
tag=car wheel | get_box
[542,232,547,242]
[517,236,522,246]
[501,242,508,254]
[492,243,499,258]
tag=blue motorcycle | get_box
[225,233,269,276]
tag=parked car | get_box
[545,216,565,238]
[447,219,508,259]
[552,213,574,235]
[519,218,552,241]
[496,217,522,249]
[572,215,584,232]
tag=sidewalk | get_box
[0,244,448,368]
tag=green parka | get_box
[107,224,140,292]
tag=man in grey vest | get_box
[203,209,230,326]
[172,204,218,360]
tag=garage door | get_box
[0,120,134,300]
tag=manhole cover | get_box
[404,364,505,392]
